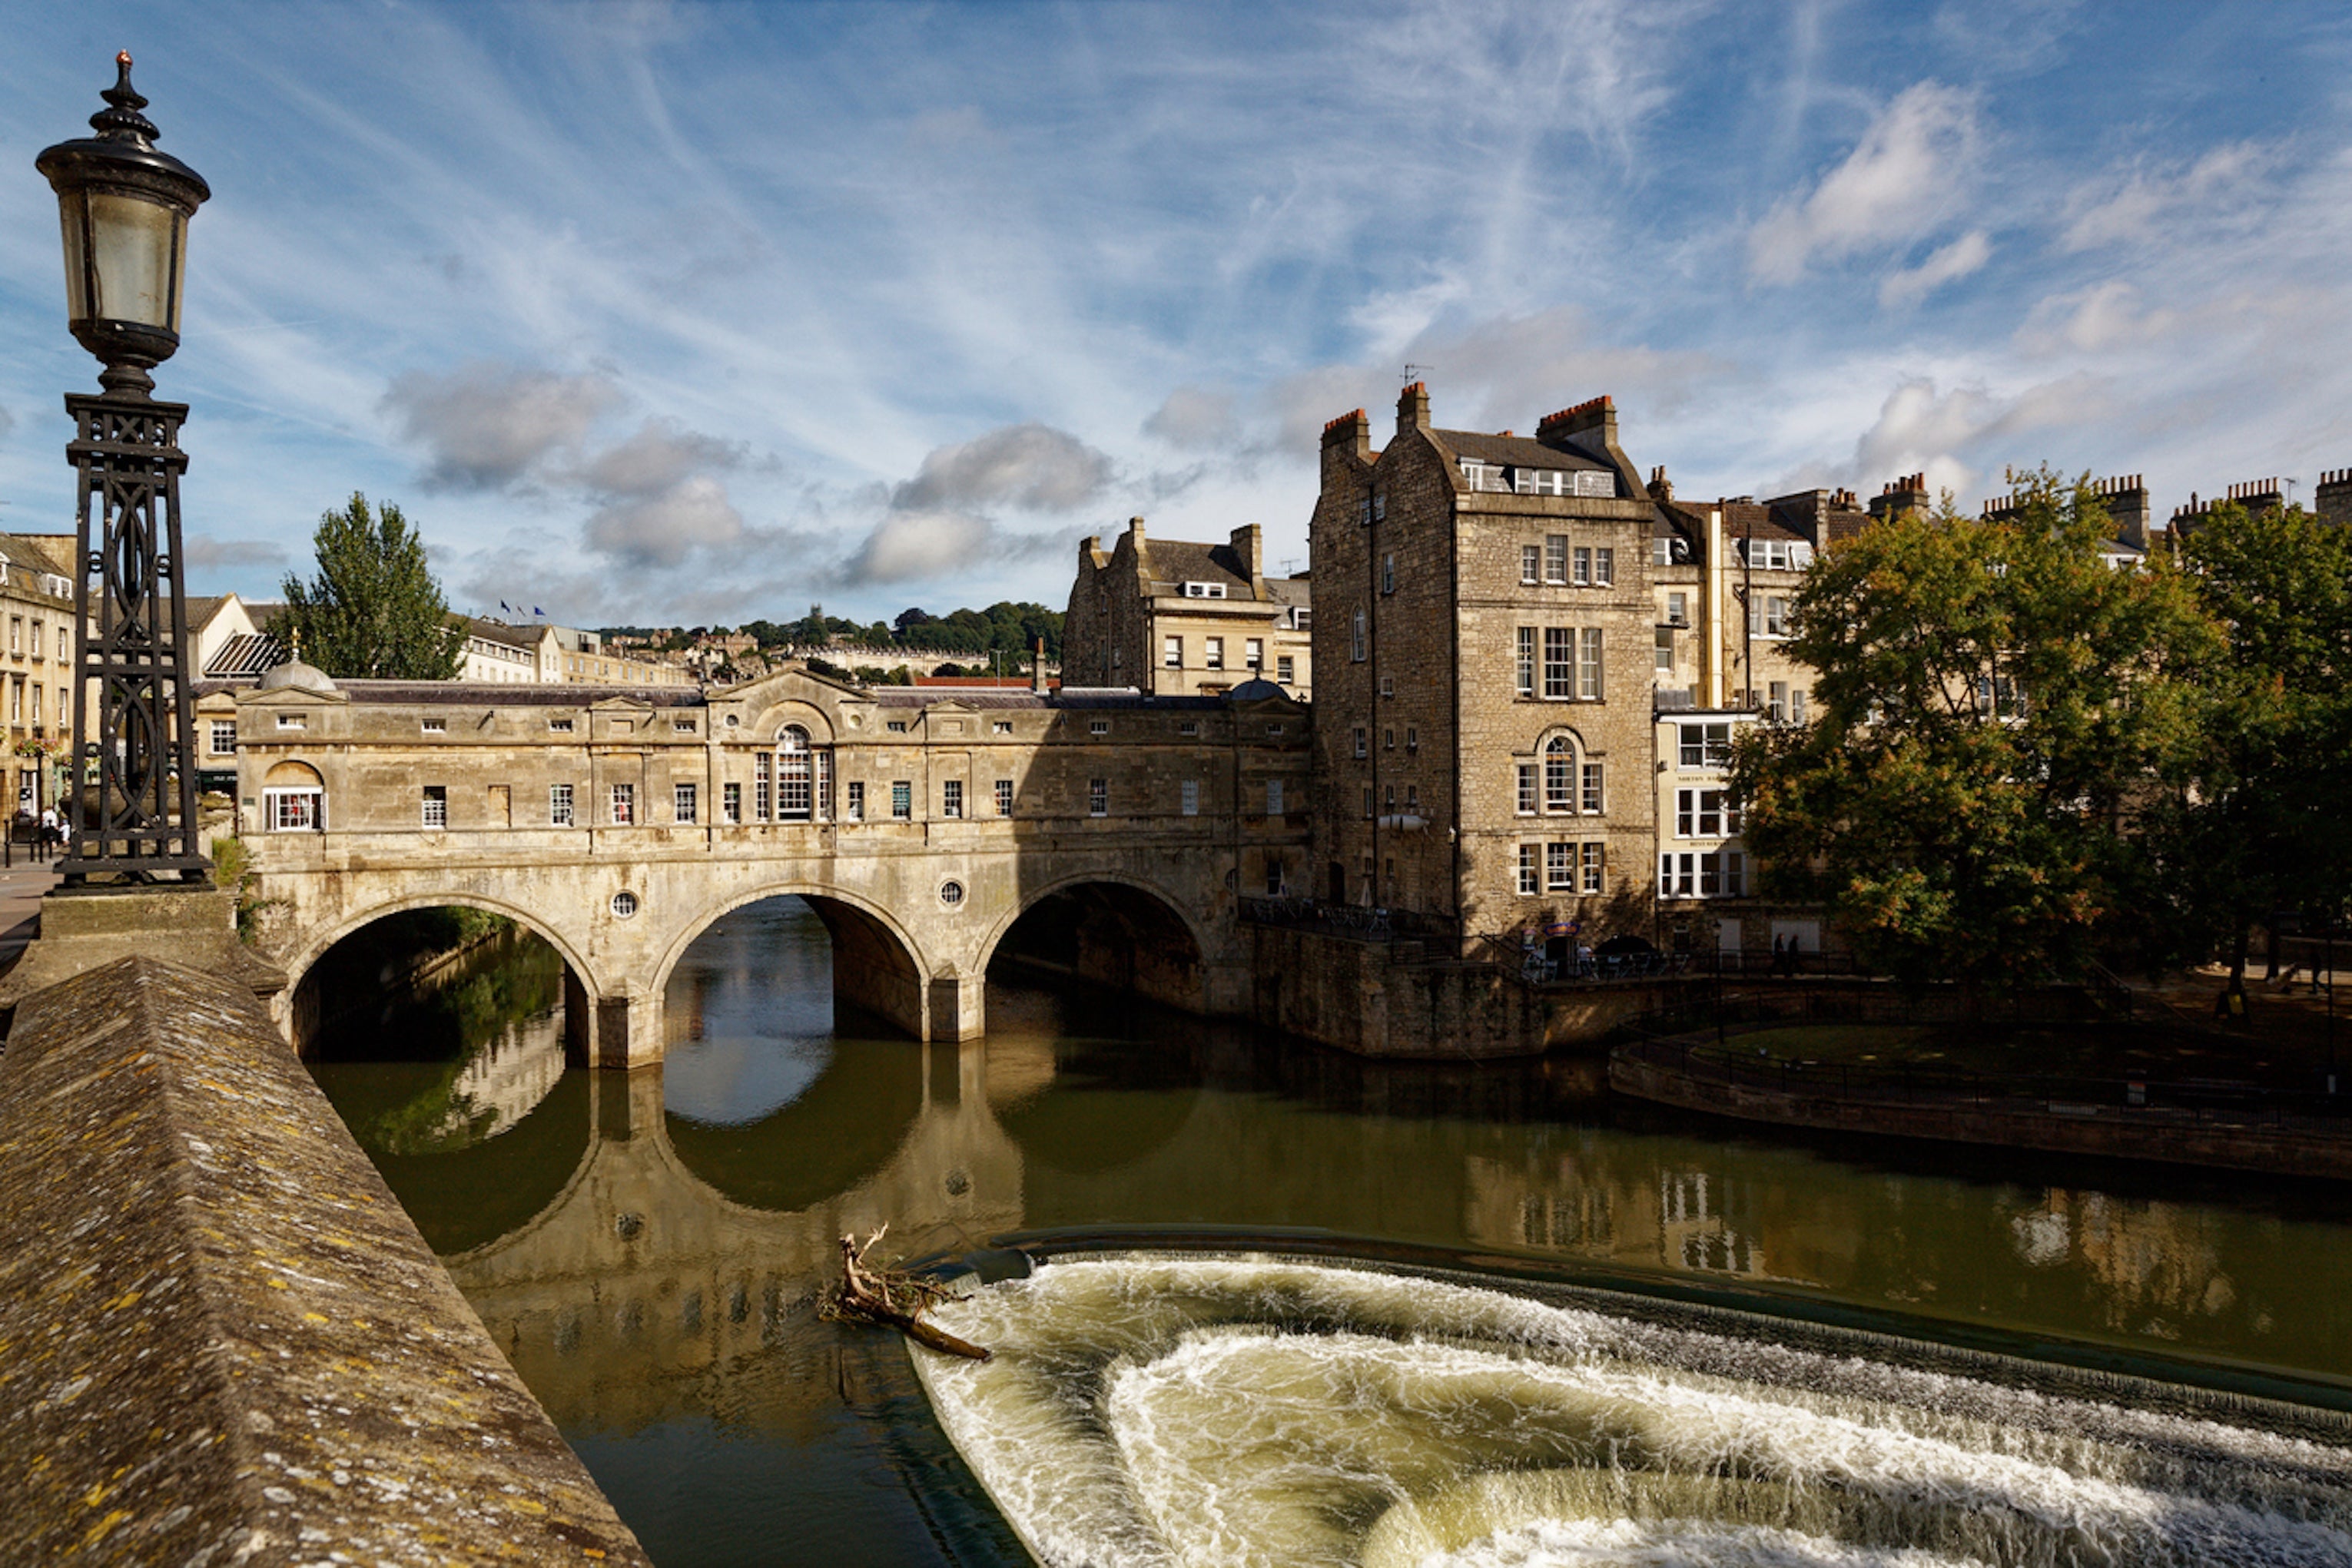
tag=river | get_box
[308,900,2352,1566]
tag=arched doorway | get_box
[986,880,1206,1015]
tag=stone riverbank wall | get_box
[1612,1035,2352,1181]
[1248,923,2132,1059]
[1248,924,1683,1057]
[0,955,649,1565]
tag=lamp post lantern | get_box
[36,52,211,883]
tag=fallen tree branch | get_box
[821,1228,991,1361]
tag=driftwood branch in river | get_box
[822,1229,992,1361]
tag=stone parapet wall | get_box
[0,955,648,1564]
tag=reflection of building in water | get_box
[1464,1149,1781,1283]
[432,1009,569,1145]
[442,1042,1023,1437]
[2033,1189,2239,1333]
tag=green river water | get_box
[307,900,2352,1566]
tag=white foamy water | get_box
[912,1255,2352,1568]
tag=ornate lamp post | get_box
[36,53,211,883]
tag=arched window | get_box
[263,760,325,832]
[772,724,832,822]
[777,725,812,820]
[1544,735,1574,813]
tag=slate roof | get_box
[456,615,549,649]
[309,681,705,707]
[1429,429,1616,475]
[1143,538,1254,595]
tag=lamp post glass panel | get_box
[36,53,211,882]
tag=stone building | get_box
[1644,479,1869,960]
[1980,473,2149,569]
[1305,385,1664,946]
[1063,519,1312,698]
[0,535,79,814]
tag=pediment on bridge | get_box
[586,694,655,714]
[233,681,346,707]
[708,664,874,743]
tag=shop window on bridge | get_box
[722,782,741,824]
[263,759,325,832]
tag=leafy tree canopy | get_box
[1730,469,2218,988]
[2139,500,2352,987]
[279,492,466,680]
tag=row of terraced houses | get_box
[1070,383,2352,972]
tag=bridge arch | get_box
[280,891,606,1059]
[284,890,605,1003]
[980,870,1212,1015]
[650,880,934,1042]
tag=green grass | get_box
[1720,1019,2334,1089]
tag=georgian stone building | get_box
[1306,386,1663,944]
[1063,519,1312,698]
[0,535,79,814]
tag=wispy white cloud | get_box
[2059,143,2271,253]
[2013,281,2181,356]
[1879,230,1991,310]
[1749,81,1980,283]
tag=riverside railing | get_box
[1616,1034,2352,1131]
[1239,896,1458,944]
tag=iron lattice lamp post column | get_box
[36,53,211,883]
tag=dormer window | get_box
[1182,581,1228,599]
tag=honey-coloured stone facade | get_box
[1308,386,1667,950]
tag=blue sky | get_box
[2,2,2348,628]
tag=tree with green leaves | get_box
[1730,469,2218,990]
[279,492,466,680]
[2140,500,2352,1001]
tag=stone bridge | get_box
[214,666,1312,1066]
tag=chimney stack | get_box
[1229,522,1263,580]
[1396,380,1430,436]
[1322,408,1371,462]
[1535,395,1615,453]
[1032,637,1049,695]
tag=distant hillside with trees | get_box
[603,602,1065,663]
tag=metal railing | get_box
[1239,896,1458,943]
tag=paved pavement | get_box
[0,860,61,978]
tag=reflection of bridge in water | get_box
[400,1003,2291,1442]
[440,1040,1029,1435]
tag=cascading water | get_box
[914,1255,2352,1568]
